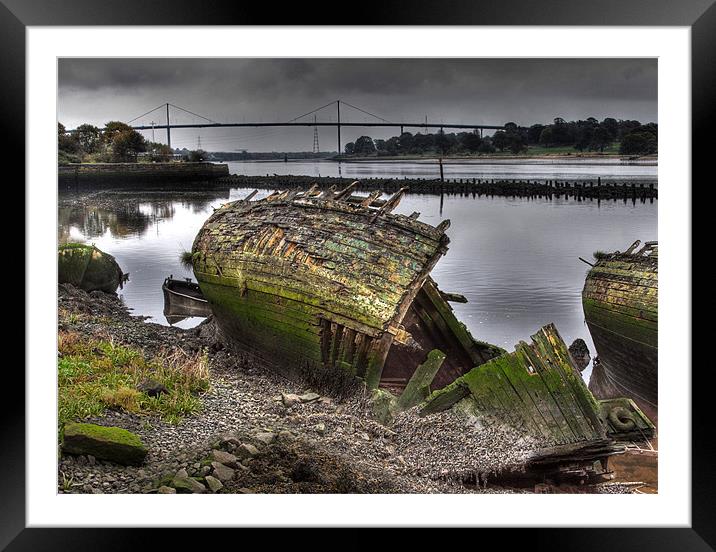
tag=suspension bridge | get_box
[72,101,506,154]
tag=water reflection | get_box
[58,190,231,241]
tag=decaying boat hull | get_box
[192,184,501,390]
[418,324,635,471]
[58,243,125,293]
[582,241,658,407]
[191,185,654,479]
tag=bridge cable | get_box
[340,101,391,123]
[168,103,217,124]
[286,100,337,123]
[126,103,168,125]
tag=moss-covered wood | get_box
[582,245,657,348]
[396,349,446,410]
[192,189,450,386]
[58,243,125,293]
[598,397,656,440]
[421,324,607,447]
[582,242,658,405]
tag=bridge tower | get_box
[336,100,341,155]
[166,103,171,150]
[312,115,320,153]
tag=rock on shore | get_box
[63,422,148,466]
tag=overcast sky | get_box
[58,58,657,152]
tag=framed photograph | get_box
[12,0,710,546]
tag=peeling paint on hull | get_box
[582,241,658,407]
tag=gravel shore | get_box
[57,284,635,494]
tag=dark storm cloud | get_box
[58,58,657,151]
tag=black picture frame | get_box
[9,0,711,547]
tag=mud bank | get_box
[57,284,638,494]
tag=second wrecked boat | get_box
[582,240,658,410]
[190,184,653,478]
[58,243,127,293]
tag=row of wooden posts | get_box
[218,174,658,200]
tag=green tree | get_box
[619,126,657,155]
[601,117,619,140]
[477,137,496,153]
[102,121,134,146]
[458,132,482,152]
[58,122,80,154]
[527,124,546,144]
[146,141,174,161]
[344,142,355,155]
[492,131,508,152]
[589,126,612,152]
[75,124,101,154]
[110,129,147,162]
[353,136,376,155]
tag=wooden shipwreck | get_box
[58,243,127,293]
[582,240,658,410]
[191,184,654,479]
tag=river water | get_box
[58,159,657,362]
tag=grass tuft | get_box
[180,250,195,269]
[593,250,610,260]
[58,330,210,425]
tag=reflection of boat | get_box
[582,240,658,409]
[162,276,212,325]
[189,185,653,479]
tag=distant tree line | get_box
[58,121,205,164]
[343,117,657,157]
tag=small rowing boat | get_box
[162,275,212,324]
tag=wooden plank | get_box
[396,349,446,410]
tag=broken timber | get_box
[191,184,654,478]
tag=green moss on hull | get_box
[421,324,606,445]
[582,251,657,349]
[58,243,124,293]
[582,297,657,348]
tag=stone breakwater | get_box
[217,174,658,200]
[58,162,229,190]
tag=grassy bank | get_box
[58,329,210,426]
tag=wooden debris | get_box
[360,190,383,207]
[243,189,258,202]
[396,349,446,410]
[440,291,468,303]
[320,185,337,199]
[334,180,360,201]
